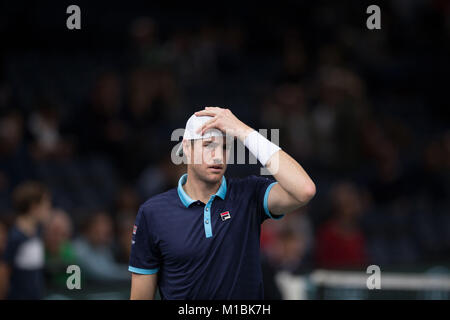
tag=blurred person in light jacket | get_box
[73,211,130,283]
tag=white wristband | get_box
[244,130,281,166]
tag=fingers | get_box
[201,123,219,135]
[194,110,216,117]
[196,118,218,134]
[195,106,224,117]
[200,121,219,135]
[195,107,225,134]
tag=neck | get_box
[16,214,38,237]
[184,171,222,204]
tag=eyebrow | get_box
[201,137,226,145]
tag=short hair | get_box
[12,181,49,216]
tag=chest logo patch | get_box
[220,211,231,221]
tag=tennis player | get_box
[129,107,316,299]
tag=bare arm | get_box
[130,273,158,300]
[0,262,10,300]
[195,106,316,215]
[265,150,316,215]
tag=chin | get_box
[202,170,225,184]
[191,164,226,184]
[205,173,223,184]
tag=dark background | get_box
[0,0,449,299]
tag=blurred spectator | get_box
[260,81,313,161]
[261,254,283,300]
[315,182,368,269]
[72,211,129,283]
[129,17,167,68]
[28,100,74,161]
[73,71,127,159]
[0,181,52,299]
[262,209,313,273]
[137,154,186,199]
[0,171,8,214]
[0,1,449,297]
[113,187,139,264]
[368,138,409,206]
[310,65,368,169]
[417,136,449,205]
[121,68,180,180]
[43,209,77,289]
[115,213,135,265]
[0,219,8,256]
[278,31,308,83]
[114,186,140,218]
[0,110,35,190]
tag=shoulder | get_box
[2,226,27,259]
[139,188,178,215]
[6,226,26,244]
[226,175,276,203]
[228,175,275,190]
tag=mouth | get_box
[207,165,223,172]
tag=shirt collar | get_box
[177,173,227,208]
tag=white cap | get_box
[176,114,224,156]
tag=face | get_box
[88,213,113,247]
[333,183,362,220]
[44,210,72,252]
[33,194,52,223]
[184,136,229,184]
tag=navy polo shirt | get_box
[128,174,284,300]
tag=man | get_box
[129,107,316,299]
[0,182,52,299]
[72,211,130,283]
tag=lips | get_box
[208,165,223,171]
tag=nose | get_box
[211,146,224,164]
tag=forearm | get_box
[266,150,316,204]
[193,106,316,211]
[239,128,315,209]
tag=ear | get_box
[183,140,191,162]
[183,139,191,152]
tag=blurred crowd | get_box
[0,1,450,298]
